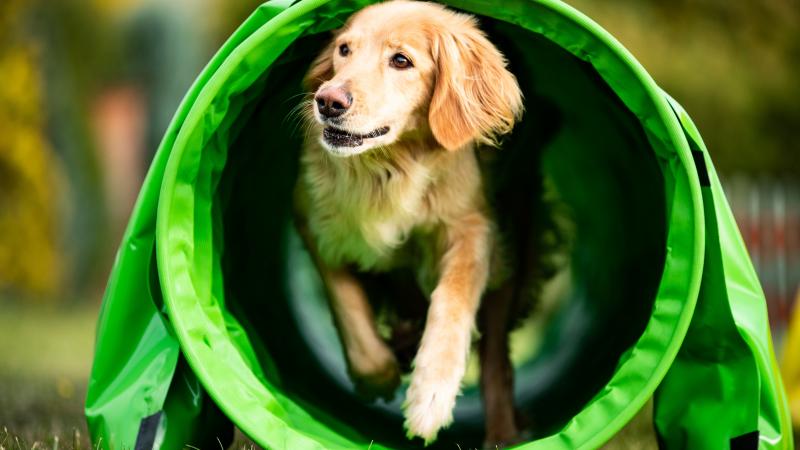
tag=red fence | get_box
[722,175,800,350]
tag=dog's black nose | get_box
[315,86,352,118]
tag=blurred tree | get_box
[33,0,114,297]
[4,0,221,300]
[209,0,266,45]
[118,0,213,162]
[569,0,800,175]
[0,0,62,298]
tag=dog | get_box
[293,1,527,446]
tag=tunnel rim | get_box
[154,0,706,449]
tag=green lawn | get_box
[0,301,259,450]
[0,301,97,449]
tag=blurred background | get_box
[0,0,797,447]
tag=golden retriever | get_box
[294,0,524,445]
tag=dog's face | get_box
[304,1,523,157]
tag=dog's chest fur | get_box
[300,144,443,272]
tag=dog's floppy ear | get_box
[303,39,337,92]
[429,21,524,151]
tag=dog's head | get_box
[303,1,523,157]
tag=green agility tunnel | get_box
[85,0,793,448]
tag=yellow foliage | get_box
[0,0,62,298]
[782,290,800,431]
[90,0,150,19]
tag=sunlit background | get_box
[0,0,797,446]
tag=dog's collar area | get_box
[323,126,390,147]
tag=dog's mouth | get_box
[323,126,390,148]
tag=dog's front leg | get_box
[295,210,400,400]
[324,267,401,400]
[404,212,490,443]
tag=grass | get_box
[0,301,96,449]
[0,426,88,450]
[0,370,93,449]
[0,301,261,449]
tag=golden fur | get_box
[294,1,523,444]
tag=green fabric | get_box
[654,98,793,449]
[85,0,791,449]
[84,5,290,446]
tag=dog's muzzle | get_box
[323,126,390,147]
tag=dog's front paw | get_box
[402,366,461,445]
[347,344,401,401]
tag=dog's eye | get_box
[390,53,413,69]
[339,43,350,57]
